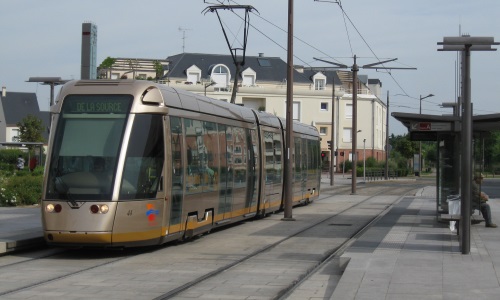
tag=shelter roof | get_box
[392,112,500,133]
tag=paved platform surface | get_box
[0,205,43,254]
[328,186,500,300]
[2,175,500,300]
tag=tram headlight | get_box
[46,204,54,213]
[46,203,62,213]
[90,204,109,214]
[100,205,109,214]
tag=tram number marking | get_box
[127,210,133,216]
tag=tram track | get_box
[0,182,427,299]
[154,183,424,300]
[0,247,157,297]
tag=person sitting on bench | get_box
[472,173,497,228]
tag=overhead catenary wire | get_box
[215,0,416,101]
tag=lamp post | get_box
[418,93,434,176]
[204,81,216,96]
[26,77,69,108]
[330,85,345,186]
[363,138,366,181]
[438,35,499,254]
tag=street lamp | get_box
[204,81,216,96]
[330,85,345,186]
[26,77,69,108]
[418,93,434,176]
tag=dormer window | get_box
[313,72,327,90]
[242,67,256,86]
[209,64,231,88]
[186,65,202,84]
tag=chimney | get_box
[2,86,5,98]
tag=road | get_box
[0,180,429,300]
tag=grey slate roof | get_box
[165,53,341,85]
[0,91,50,141]
[0,92,40,125]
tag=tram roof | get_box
[392,112,500,133]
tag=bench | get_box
[440,214,485,235]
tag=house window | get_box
[293,102,300,121]
[242,74,255,86]
[285,101,301,121]
[315,78,326,90]
[320,102,328,111]
[210,64,230,88]
[343,128,352,143]
[186,65,202,84]
[242,67,256,86]
[187,72,200,84]
[12,129,20,142]
[313,72,327,91]
[345,103,353,119]
[319,127,327,135]
[214,66,228,74]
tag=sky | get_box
[1,0,499,135]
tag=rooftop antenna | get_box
[178,27,191,53]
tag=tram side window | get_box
[232,127,247,188]
[184,119,218,194]
[120,114,164,200]
[294,138,302,180]
[264,131,274,183]
[274,132,283,183]
[246,128,259,205]
[170,116,183,226]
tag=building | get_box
[0,87,49,148]
[97,57,169,80]
[81,22,98,80]
[164,53,386,171]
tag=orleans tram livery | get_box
[42,80,321,247]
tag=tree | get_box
[390,134,417,159]
[153,60,164,80]
[98,57,116,79]
[16,114,45,151]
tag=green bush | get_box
[0,170,43,206]
[0,149,25,166]
[343,160,352,172]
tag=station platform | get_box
[0,205,43,254]
[1,175,500,299]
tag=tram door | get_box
[168,117,184,234]
[218,125,234,219]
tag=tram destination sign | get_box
[63,95,132,114]
[410,122,451,132]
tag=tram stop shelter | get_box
[0,142,45,168]
[392,112,500,216]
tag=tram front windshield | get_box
[46,95,132,201]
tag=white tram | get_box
[42,80,321,247]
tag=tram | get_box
[42,80,321,247]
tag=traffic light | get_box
[327,140,332,150]
[340,151,344,156]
